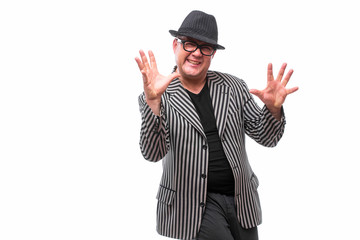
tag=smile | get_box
[187,59,201,65]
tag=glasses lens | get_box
[180,40,215,56]
[183,42,197,52]
[200,46,214,56]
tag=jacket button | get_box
[201,174,207,179]
[200,202,205,207]
[202,145,207,150]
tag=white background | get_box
[1,0,359,239]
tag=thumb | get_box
[170,72,181,80]
[162,72,181,89]
[249,89,262,98]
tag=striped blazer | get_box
[138,70,286,240]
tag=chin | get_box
[182,67,202,77]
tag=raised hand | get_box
[135,50,180,115]
[249,63,298,120]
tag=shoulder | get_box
[207,70,249,90]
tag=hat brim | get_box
[169,30,225,50]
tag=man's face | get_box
[173,36,216,81]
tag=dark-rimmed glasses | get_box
[176,38,216,56]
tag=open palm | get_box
[135,50,180,102]
[250,63,298,112]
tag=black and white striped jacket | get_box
[138,70,286,240]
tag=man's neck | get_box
[180,76,207,94]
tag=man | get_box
[135,10,298,240]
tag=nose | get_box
[191,47,202,57]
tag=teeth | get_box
[188,60,200,65]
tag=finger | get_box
[135,56,149,84]
[162,72,181,88]
[286,86,299,95]
[135,52,149,82]
[276,63,287,82]
[139,49,150,70]
[170,71,181,80]
[135,57,144,71]
[281,69,294,87]
[267,63,274,82]
[249,89,263,98]
[148,50,157,69]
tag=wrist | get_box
[146,97,161,116]
[266,105,282,121]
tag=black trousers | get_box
[196,193,259,240]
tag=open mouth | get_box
[187,59,201,65]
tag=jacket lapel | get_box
[208,71,230,139]
[166,78,206,138]
[166,72,230,139]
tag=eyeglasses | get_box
[176,38,216,56]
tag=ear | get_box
[173,38,178,53]
[211,50,216,59]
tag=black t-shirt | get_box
[186,82,235,196]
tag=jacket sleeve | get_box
[241,81,286,147]
[138,93,170,162]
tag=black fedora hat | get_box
[169,10,225,50]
